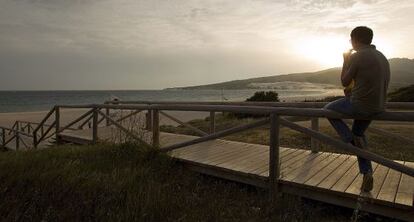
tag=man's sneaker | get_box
[361,173,373,192]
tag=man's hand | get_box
[343,49,353,64]
[344,88,352,97]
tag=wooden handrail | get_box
[96,110,152,147]
[78,113,94,129]
[32,107,56,133]
[104,100,414,110]
[3,101,413,180]
[56,104,414,122]
[57,109,94,133]
[3,134,16,147]
[159,111,208,136]
[115,110,142,123]
[35,120,56,147]
[0,126,32,137]
[162,118,269,152]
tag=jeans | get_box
[324,98,373,174]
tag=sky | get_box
[0,0,413,90]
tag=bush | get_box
[388,85,414,102]
[302,96,344,102]
[246,91,280,102]
[230,91,279,119]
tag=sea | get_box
[0,88,342,113]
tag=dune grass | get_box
[0,143,363,222]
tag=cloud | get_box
[0,0,413,89]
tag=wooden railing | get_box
[0,126,32,150]
[1,101,413,200]
[54,102,414,177]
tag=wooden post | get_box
[146,110,152,131]
[311,118,319,153]
[33,131,38,149]
[55,106,61,144]
[92,108,98,144]
[1,128,5,148]
[152,109,160,148]
[105,108,110,126]
[28,123,31,134]
[210,111,215,134]
[269,113,280,201]
[15,131,20,150]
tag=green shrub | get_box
[302,96,344,102]
[388,85,414,102]
[246,91,280,102]
[230,91,279,119]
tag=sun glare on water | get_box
[295,36,349,68]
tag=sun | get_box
[294,35,394,68]
[295,35,349,68]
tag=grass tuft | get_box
[0,143,369,221]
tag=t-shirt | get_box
[347,45,390,113]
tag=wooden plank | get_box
[345,163,379,195]
[369,164,390,200]
[176,140,243,163]
[248,148,303,175]
[204,142,256,165]
[291,153,341,184]
[282,152,334,182]
[395,162,414,206]
[377,168,403,202]
[172,140,229,159]
[236,147,294,174]
[229,146,288,173]
[175,139,237,157]
[260,150,319,177]
[215,144,268,171]
[330,160,360,192]
[305,154,349,187]
[277,151,322,177]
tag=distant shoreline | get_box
[0,89,342,113]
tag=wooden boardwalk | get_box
[59,126,414,221]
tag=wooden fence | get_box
[1,101,414,199]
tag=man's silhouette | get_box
[324,26,390,192]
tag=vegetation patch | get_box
[388,84,414,102]
[0,143,365,221]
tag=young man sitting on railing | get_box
[324,26,390,192]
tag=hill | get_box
[173,58,414,90]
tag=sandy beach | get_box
[0,108,209,128]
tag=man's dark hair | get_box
[351,26,373,45]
